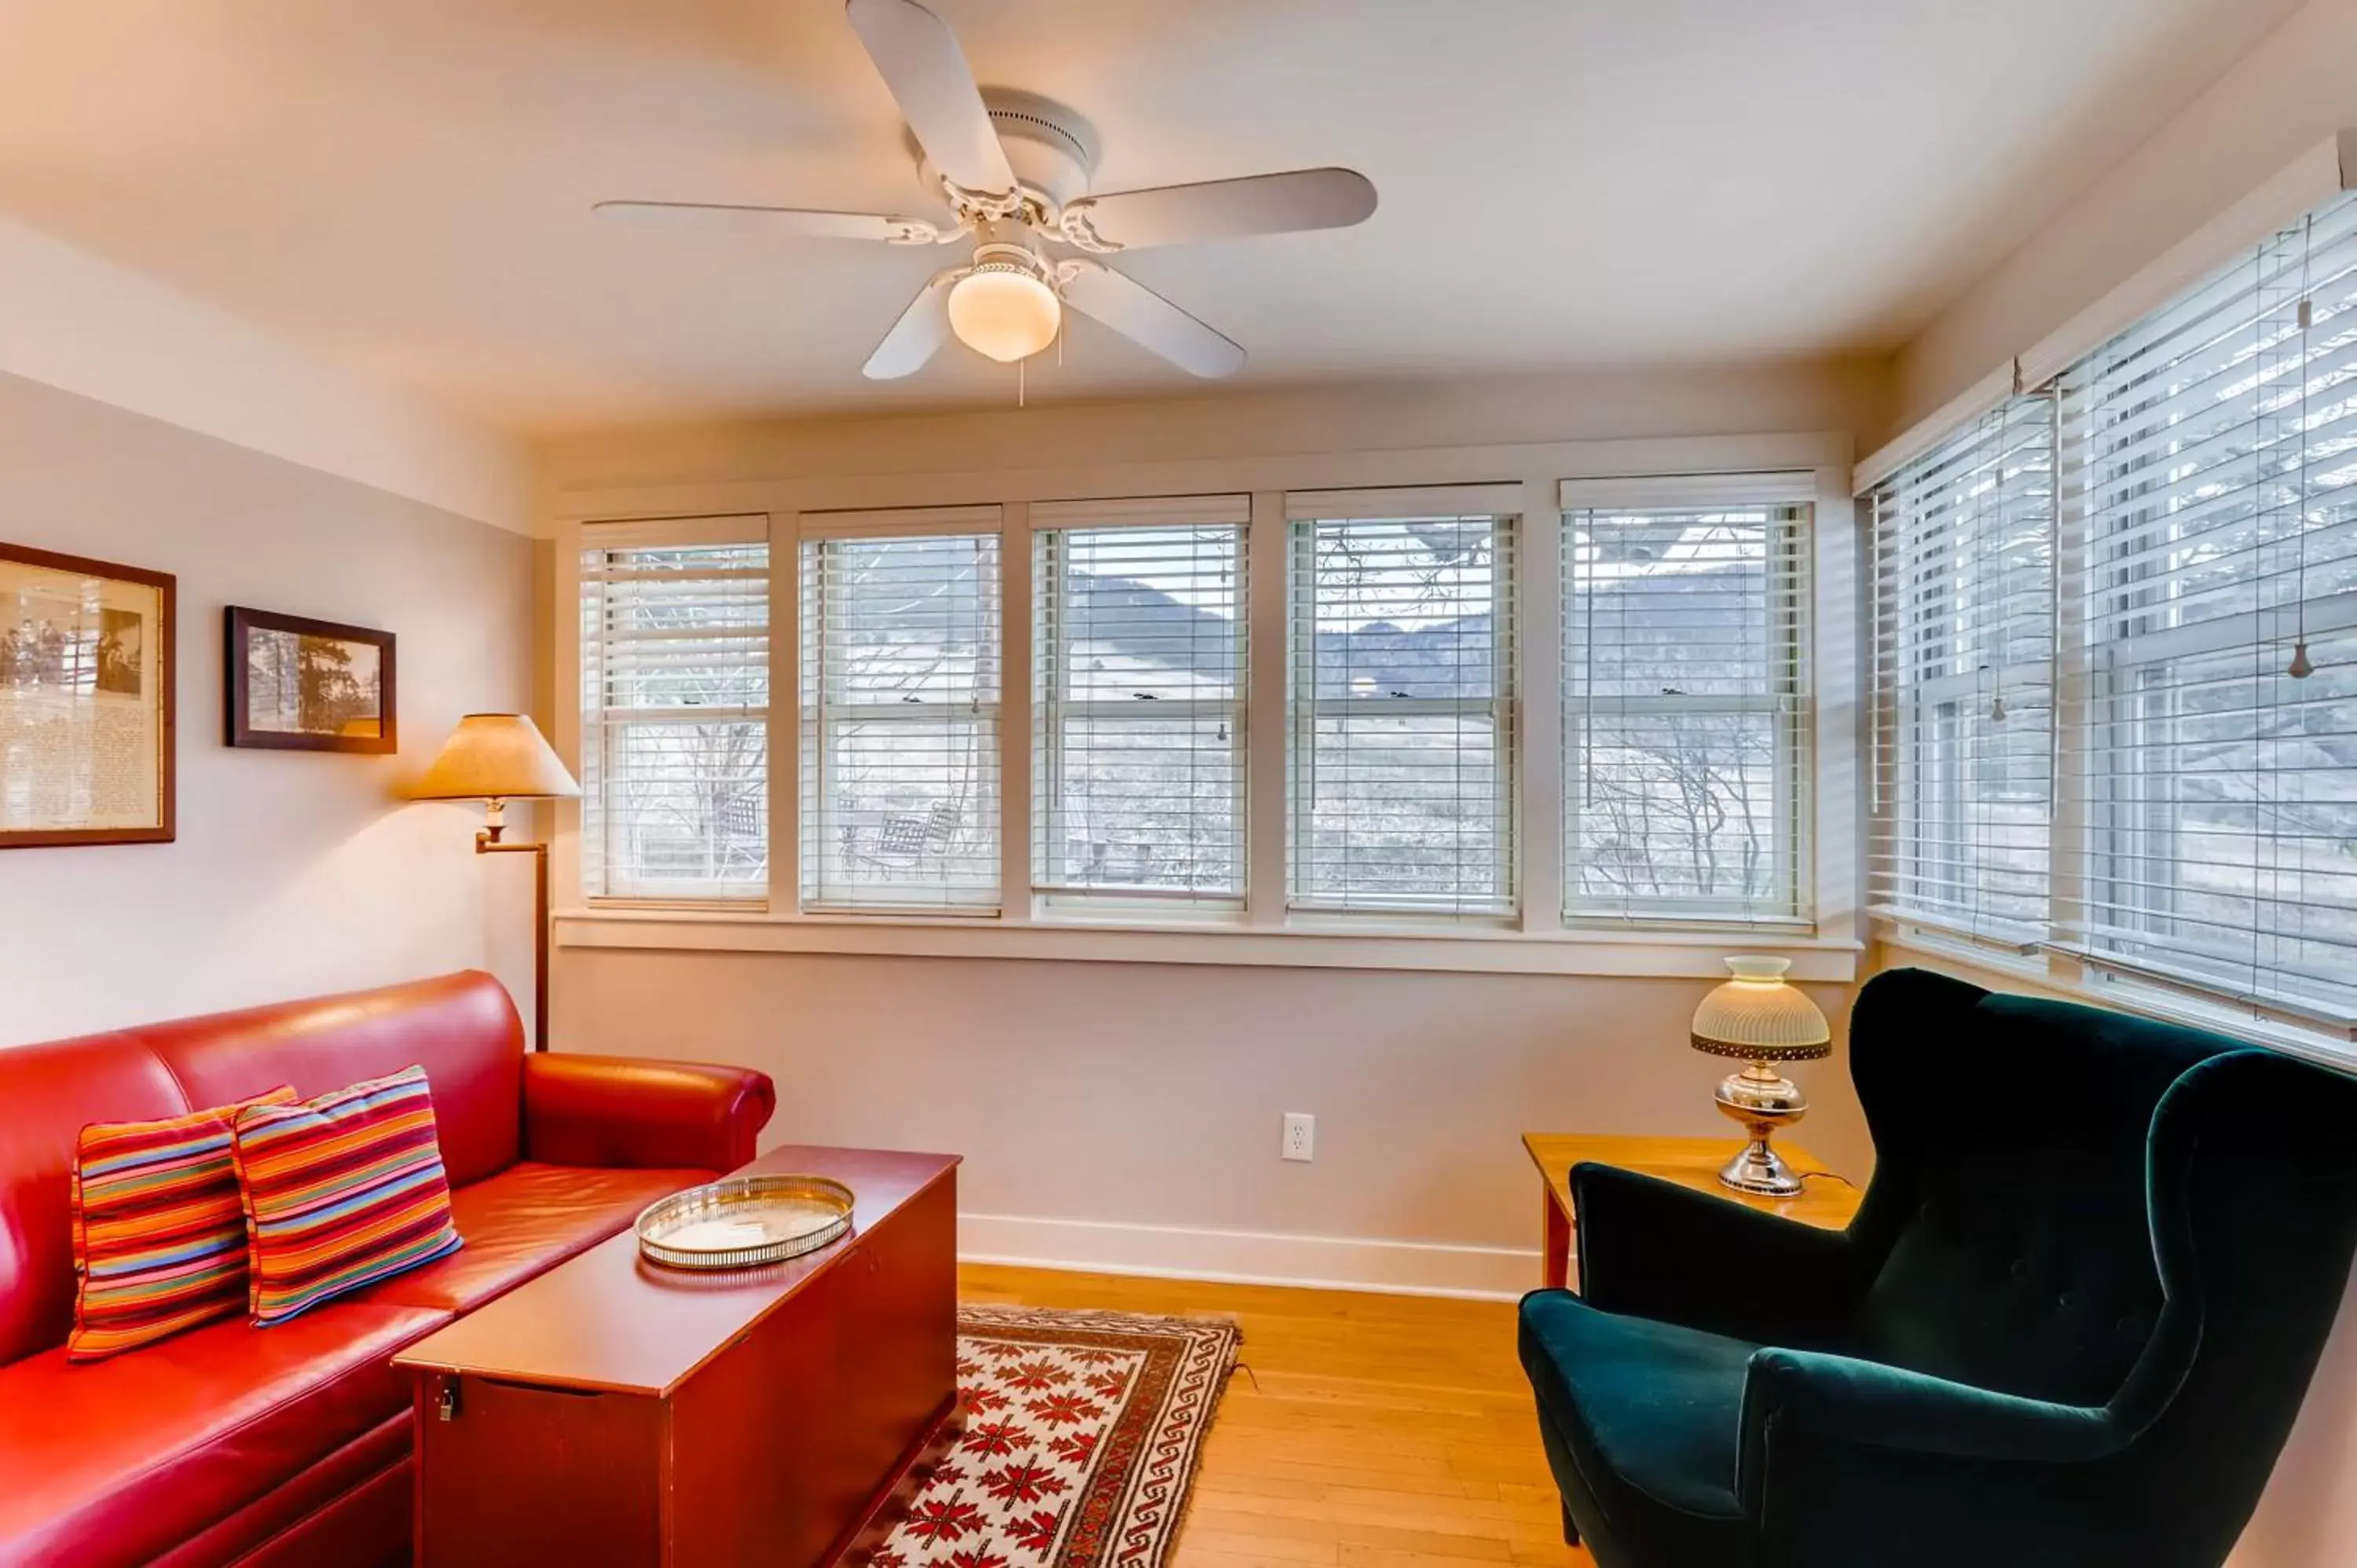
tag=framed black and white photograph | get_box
[225,606,395,754]
[0,542,177,847]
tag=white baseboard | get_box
[959,1212,1541,1301]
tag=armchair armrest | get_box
[1739,1349,2121,1476]
[522,1054,776,1173]
[1571,1163,1867,1346]
[1736,1349,2128,1563]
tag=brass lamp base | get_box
[1714,1061,1809,1198]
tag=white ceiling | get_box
[0,0,2306,435]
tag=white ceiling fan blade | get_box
[595,201,937,243]
[1061,169,1376,252]
[863,270,962,379]
[843,0,1016,198]
[1060,262,1244,379]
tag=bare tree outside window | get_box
[1566,504,1809,922]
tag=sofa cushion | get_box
[234,1068,464,1325]
[361,1161,716,1314]
[1519,1289,1750,1566]
[0,1031,191,1365]
[0,1300,447,1568]
[69,1088,297,1361]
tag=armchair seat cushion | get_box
[1519,1288,1750,1566]
[358,1161,716,1314]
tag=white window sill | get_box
[555,907,1860,981]
[1876,926,2357,1068]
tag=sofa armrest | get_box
[1571,1163,1866,1346]
[522,1054,776,1173]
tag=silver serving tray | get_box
[635,1174,855,1270]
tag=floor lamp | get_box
[416,714,581,1052]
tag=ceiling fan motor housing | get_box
[980,89,1095,214]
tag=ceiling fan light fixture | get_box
[948,259,1060,362]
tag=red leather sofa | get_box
[0,971,776,1568]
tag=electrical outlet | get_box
[1282,1112,1315,1163]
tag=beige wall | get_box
[0,371,537,1046]
[1890,0,2357,440]
[559,947,1868,1293]
[539,359,1890,500]
[544,361,1879,1294]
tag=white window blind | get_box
[2059,192,2357,1026]
[578,522,770,902]
[1868,397,2057,945]
[1032,499,1248,905]
[1286,500,1517,917]
[799,515,1002,911]
[1564,500,1811,922]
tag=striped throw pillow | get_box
[68,1087,299,1362]
[232,1066,464,1326]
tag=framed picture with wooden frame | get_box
[0,542,177,848]
[225,606,397,755]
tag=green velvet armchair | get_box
[1518,967,2357,1567]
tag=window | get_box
[1032,498,1248,907]
[1564,489,1812,923]
[577,462,1846,960]
[1286,489,1519,918]
[578,519,770,902]
[1868,399,2056,945]
[2059,194,2357,1023]
[799,511,1003,911]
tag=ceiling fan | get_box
[595,0,1377,382]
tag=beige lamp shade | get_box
[1691,956,1831,1062]
[413,714,580,800]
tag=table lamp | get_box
[414,714,580,1052]
[1692,956,1831,1196]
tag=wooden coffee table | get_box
[395,1145,962,1567]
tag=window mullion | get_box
[1247,490,1289,926]
[1518,480,1563,933]
[2049,383,2091,984]
[999,501,1032,923]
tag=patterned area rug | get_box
[873,1305,1241,1568]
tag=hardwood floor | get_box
[959,1265,1591,1568]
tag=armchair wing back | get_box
[1843,968,2221,1405]
[1519,966,2357,1568]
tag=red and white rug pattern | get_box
[873,1305,1240,1568]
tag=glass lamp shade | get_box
[413,713,580,801]
[948,266,1061,362]
[1691,956,1831,1061]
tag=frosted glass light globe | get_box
[948,266,1060,362]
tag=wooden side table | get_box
[1523,1134,1860,1290]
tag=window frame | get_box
[577,515,773,906]
[1864,178,2357,1050]
[1560,477,1817,929]
[1283,490,1523,921]
[796,507,1006,915]
[1030,498,1251,912]
[547,433,1860,981]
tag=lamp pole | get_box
[476,810,552,1053]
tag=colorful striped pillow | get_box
[232,1066,464,1326]
[68,1087,299,1362]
